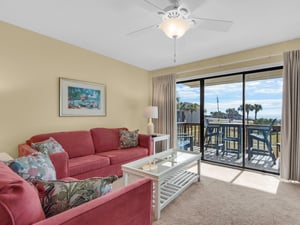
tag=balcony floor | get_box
[187,146,279,174]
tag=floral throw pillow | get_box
[120,129,139,149]
[6,152,56,180]
[31,137,65,155]
[31,176,118,217]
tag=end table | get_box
[152,134,170,154]
[0,152,13,161]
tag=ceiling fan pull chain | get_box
[173,37,177,63]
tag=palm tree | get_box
[178,102,188,122]
[226,108,236,120]
[253,104,263,120]
[238,104,254,123]
[237,105,243,115]
[187,103,198,122]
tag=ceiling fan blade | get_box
[127,24,159,36]
[144,0,165,12]
[191,17,233,32]
[182,0,206,13]
[169,0,180,7]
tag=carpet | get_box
[152,175,300,225]
[113,165,300,225]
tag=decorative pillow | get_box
[31,176,118,217]
[6,152,56,180]
[32,137,65,155]
[120,129,139,149]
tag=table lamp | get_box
[144,106,158,134]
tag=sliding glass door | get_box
[176,66,282,174]
[245,69,282,173]
[204,75,243,167]
[176,81,201,152]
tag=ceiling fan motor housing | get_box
[162,6,190,21]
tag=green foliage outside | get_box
[254,118,276,125]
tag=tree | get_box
[238,104,254,123]
[245,104,255,122]
[253,104,263,120]
[178,102,189,122]
[225,108,240,120]
[176,97,180,107]
[210,111,226,118]
[187,103,198,122]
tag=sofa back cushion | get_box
[91,128,126,153]
[0,161,45,225]
[28,131,95,158]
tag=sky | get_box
[177,77,283,119]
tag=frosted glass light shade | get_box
[160,18,189,39]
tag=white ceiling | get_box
[1,0,300,71]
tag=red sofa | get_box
[18,128,153,179]
[0,154,153,225]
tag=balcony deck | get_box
[177,122,281,174]
[200,147,280,173]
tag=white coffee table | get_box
[122,149,201,220]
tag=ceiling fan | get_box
[129,0,233,37]
[128,0,233,63]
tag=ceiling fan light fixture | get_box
[160,17,189,39]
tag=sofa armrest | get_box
[18,143,69,179]
[49,152,70,179]
[33,178,153,225]
[138,134,153,155]
[18,143,38,156]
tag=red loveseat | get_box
[18,128,153,179]
[0,154,153,225]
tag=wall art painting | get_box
[59,78,106,116]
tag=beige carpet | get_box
[153,176,300,225]
[113,164,300,225]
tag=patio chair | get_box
[204,120,223,155]
[177,133,194,151]
[221,123,242,159]
[247,119,277,164]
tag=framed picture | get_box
[59,78,106,116]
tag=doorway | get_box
[176,66,282,174]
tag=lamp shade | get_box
[144,106,158,119]
[160,18,189,39]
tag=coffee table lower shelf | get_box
[122,149,201,220]
[159,170,199,210]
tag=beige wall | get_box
[1,20,299,158]
[0,22,151,157]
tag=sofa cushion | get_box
[120,129,139,149]
[91,128,126,153]
[0,162,46,225]
[31,137,65,154]
[69,155,110,177]
[5,152,56,180]
[97,147,148,165]
[28,131,95,158]
[31,176,118,218]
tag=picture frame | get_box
[59,78,106,116]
